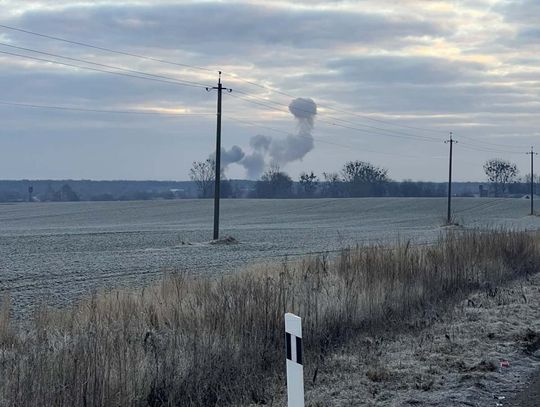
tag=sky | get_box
[0,0,537,182]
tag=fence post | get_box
[285,313,304,407]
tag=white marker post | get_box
[285,313,304,407]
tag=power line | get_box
[233,89,442,142]
[458,134,529,150]
[1,25,532,155]
[229,92,536,158]
[227,92,442,144]
[0,23,449,138]
[231,83,538,155]
[228,95,527,160]
[0,53,526,159]
[225,73,448,135]
[325,121,441,144]
[0,49,207,89]
[0,42,210,88]
[226,116,354,150]
[0,23,214,73]
[0,98,454,160]
[459,142,525,155]
[0,100,214,116]
[225,116,443,160]
[226,77,538,152]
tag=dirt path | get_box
[299,273,540,406]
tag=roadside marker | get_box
[285,313,304,407]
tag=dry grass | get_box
[0,229,538,406]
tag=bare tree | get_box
[341,160,389,197]
[483,158,519,197]
[299,171,318,197]
[256,164,293,198]
[523,173,539,184]
[189,158,215,198]
[321,172,342,197]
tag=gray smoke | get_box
[240,152,266,179]
[250,134,272,152]
[210,145,245,171]
[288,97,317,127]
[238,97,317,178]
[221,145,245,167]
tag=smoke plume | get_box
[240,152,265,179]
[220,145,245,167]
[237,97,317,178]
[209,145,245,172]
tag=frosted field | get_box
[0,198,538,315]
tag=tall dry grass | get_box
[0,229,538,406]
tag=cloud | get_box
[9,2,447,55]
[327,55,486,84]
[0,0,537,182]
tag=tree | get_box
[189,158,215,198]
[341,160,389,197]
[399,180,445,197]
[221,179,233,198]
[60,184,80,202]
[483,159,519,197]
[523,173,539,185]
[256,165,293,198]
[321,172,342,197]
[299,171,318,197]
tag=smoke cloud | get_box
[240,152,265,179]
[221,145,245,167]
[250,134,272,152]
[210,145,245,172]
[237,97,318,178]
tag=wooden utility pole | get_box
[527,146,538,215]
[206,72,232,240]
[444,132,457,225]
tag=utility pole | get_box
[206,72,232,240]
[444,132,457,225]
[527,146,538,216]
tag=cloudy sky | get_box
[0,0,537,181]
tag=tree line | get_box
[0,158,534,202]
[189,157,537,199]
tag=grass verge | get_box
[0,229,539,406]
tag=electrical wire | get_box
[233,88,443,142]
[0,49,208,89]
[0,98,459,161]
[1,24,533,154]
[0,25,534,156]
[0,42,210,88]
[0,100,214,116]
[225,73,448,135]
[0,23,214,73]
[0,97,443,160]
[458,134,530,150]
[459,142,526,155]
[227,92,443,144]
[225,116,444,160]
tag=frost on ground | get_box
[208,235,240,245]
[304,273,540,406]
[2,198,538,316]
